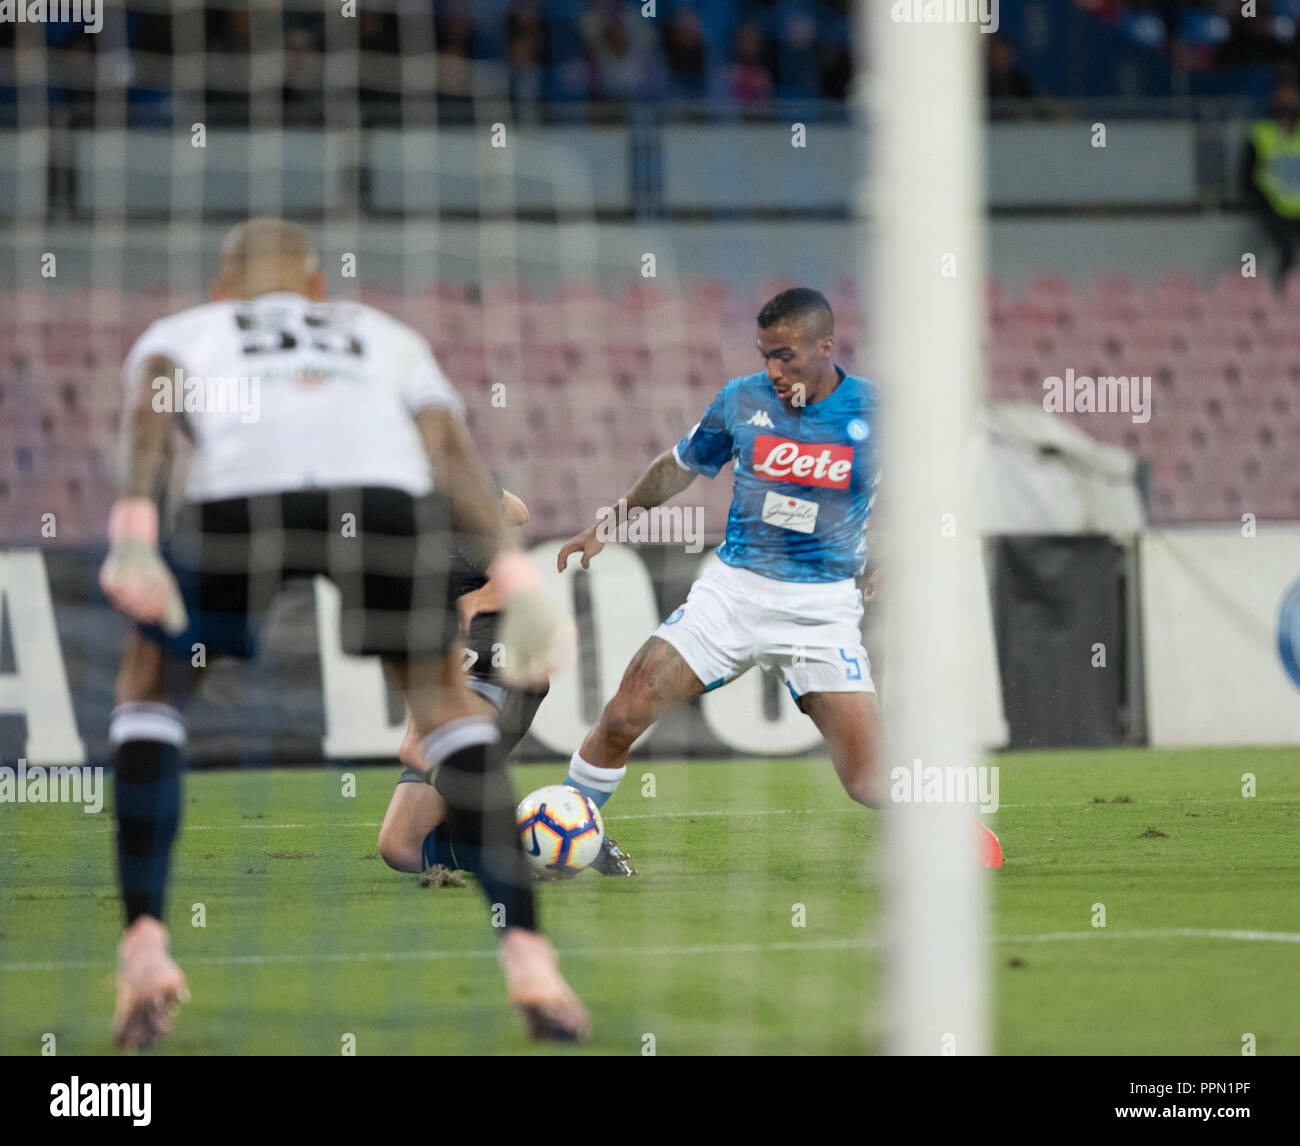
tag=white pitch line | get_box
[1,795,1294,839]
[186,822,384,831]
[2,789,1289,836]
[172,795,1295,825]
[603,808,830,821]
[2,928,1298,975]
[0,810,840,837]
[996,928,1300,945]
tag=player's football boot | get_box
[499,927,590,1042]
[978,821,1003,868]
[112,915,189,1051]
[590,834,637,877]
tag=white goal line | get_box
[3,928,1299,975]
[2,795,1292,838]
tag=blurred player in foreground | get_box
[99,218,585,1048]
[378,487,552,880]
[557,287,1003,873]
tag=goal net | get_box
[0,0,986,1058]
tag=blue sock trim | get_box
[566,777,611,809]
[420,824,461,871]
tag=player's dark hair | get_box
[756,287,834,338]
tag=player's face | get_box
[756,321,833,405]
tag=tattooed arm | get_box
[99,353,189,633]
[413,405,511,569]
[556,448,698,572]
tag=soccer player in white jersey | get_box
[99,218,586,1048]
[557,288,1003,873]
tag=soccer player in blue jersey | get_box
[556,287,1002,873]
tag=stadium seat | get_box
[12,272,1300,537]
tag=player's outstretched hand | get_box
[556,523,605,572]
[99,499,189,635]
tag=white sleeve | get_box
[404,341,465,418]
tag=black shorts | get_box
[140,487,456,662]
[461,609,500,680]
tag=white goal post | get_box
[861,3,991,1056]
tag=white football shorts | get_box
[652,559,875,704]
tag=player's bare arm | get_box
[556,447,698,571]
[99,353,188,634]
[120,353,180,501]
[415,405,511,563]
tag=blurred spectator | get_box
[663,8,706,98]
[39,1,1300,128]
[1073,0,1122,18]
[128,9,173,57]
[207,8,251,55]
[358,10,397,53]
[728,23,774,102]
[435,10,475,119]
[205,8,252,121]
[776,11,819,99]
[987,36,1035,101]
[53,35,97,122]
[358,11,400,116]
[583,6,659,104]
[1219,3,1292,70]
[282,28,324,124]
[1241,79,1300,288]
[508,0,551,62]
[508,5,548,118]
[817,41,853,101]
[509,36,543,111]
[510,1,550,101]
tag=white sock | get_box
[567,750,625,808]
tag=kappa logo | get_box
[745,409,776,429]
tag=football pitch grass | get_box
[1,747,1297,1056]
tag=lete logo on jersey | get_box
[751,436,853,489]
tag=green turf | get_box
[1,747,1297,1055]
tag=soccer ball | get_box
[515,785,604,874]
